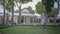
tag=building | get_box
[8,9,41,25]
[0,4,42,25]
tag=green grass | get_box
[0,25,60,34]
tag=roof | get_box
[7,12,41,18]
[35,13,41,18]
[21,9,31,14]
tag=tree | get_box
[3,0,13,25]
[6,2,12,12]
[2,0,6,25]
[15,0,32,24]
[48,8,57,17]
[35,2,45,16]
[42,0,54,29]
[54,0,60,23]
[11,0,15,25]
[15,10,19,13]
[35,2,45,25]
[48,8,58,23]
[27,6,34,14]
[0,0,13,25]
[6,0,15,25]
[21,6,34,14]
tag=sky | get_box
[14,0,42,11]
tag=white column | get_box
[26,17,30,24]
[33,17,34,23]
[28,17,30,24]
[23,16,25,24]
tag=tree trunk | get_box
[54,1,59,23]
[11,0,14,25]
[41,13,45,25]
[54,13,57,23]
[15,1,21,24]
[6,13,9,25]
[43,9,48,29]
[18,5,21,24]
[2,0,6,25]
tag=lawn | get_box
[0,25,60,34]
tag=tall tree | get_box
[2,0,6,25]
[42,0,54,28]
[15,0,32,24]
[54,0,60,23]
[48,8,57,18]
[11,0,14,25]
[48,8,58,23]
[6,0,12,12]
[35,2,45,16]
[4,0,13,25]
[6,0,15,25]
[0,0,12,25]
[35,2,45,25]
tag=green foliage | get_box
[45,0,54,12]
[21,6,34,14]
[48,8,58,17]
[35,2,45,14]
[3,0,11,11]
[27,6,35,14]
[15,10,19,13]
[5,0,14,11]
[42,0,54,17]
[5,0,32,11]
[15,0,32,3]
[6,3,12,11]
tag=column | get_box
[26,17,30,24]
[33,17,34,24]
[23,16,25,24]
